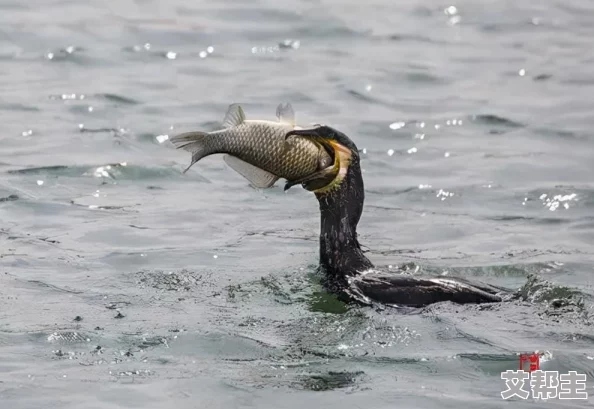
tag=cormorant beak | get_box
[286,127,328,146]
[285,127,351,159]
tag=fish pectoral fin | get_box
[222,104,246,128]
[276,103,296,126]
[223,155,279,188]
[284,166,338,192]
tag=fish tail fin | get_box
[170,131,211,173]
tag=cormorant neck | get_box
[315,155,374,278]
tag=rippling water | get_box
[1,0,594,407]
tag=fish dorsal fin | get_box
[223,155,279,188]
[276,103,295,126]
[222,104,246,128]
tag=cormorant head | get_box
[285,125,361,194]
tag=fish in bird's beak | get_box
[284,126,356,193]
[169,103,333,188]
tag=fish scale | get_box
[218,122,318,179]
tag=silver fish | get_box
[170,103,333,188]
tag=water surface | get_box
[1,0,594,407]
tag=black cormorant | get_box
[285,126,505,307]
